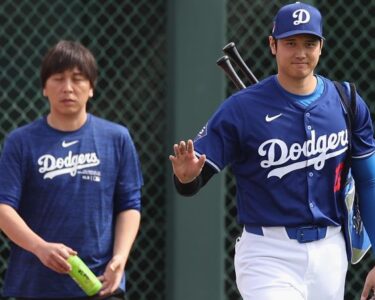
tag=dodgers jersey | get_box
[0,114,143,298]
[194,75,375,227]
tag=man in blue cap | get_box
[170,2,375,299]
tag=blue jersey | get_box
[194,75,375,227]
[0,114,143,298]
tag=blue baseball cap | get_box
[272,2,324,39]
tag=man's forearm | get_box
[174,163,217,196]
[0,203,46,255]
[113,209,141,265]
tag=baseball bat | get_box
[223,42,258,85]
[216,56,246,90]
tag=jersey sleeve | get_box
[114,128,143,213]
[0,132,24,209]
[193,97,243,171]
[350,87,375,159]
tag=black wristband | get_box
[173,163,217,196]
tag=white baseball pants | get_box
[234,226,348,300]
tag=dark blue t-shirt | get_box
[0,114,143,298]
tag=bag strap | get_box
[334,81,357,127]
[333,81,357,188]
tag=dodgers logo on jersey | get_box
[292,9,310,25]
[38,151,101,179]
[258,129,348,178]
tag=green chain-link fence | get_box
[1,0,374,299]
[224,1,375,299]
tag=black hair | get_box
[40,40,97,88]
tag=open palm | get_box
[169,139,206,183]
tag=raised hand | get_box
[169,139,206,183]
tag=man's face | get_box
[269,34,323,81]
[43,67,93,117]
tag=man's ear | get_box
[269,36,277,55]
[319,39,324,55]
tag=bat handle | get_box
[223,42,258,85]
[217,56,246,90]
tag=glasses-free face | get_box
[269,34,323,83]
[43,67,94,119]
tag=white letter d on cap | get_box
[293,9,310,25]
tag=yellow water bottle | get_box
[67,255,102,296]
